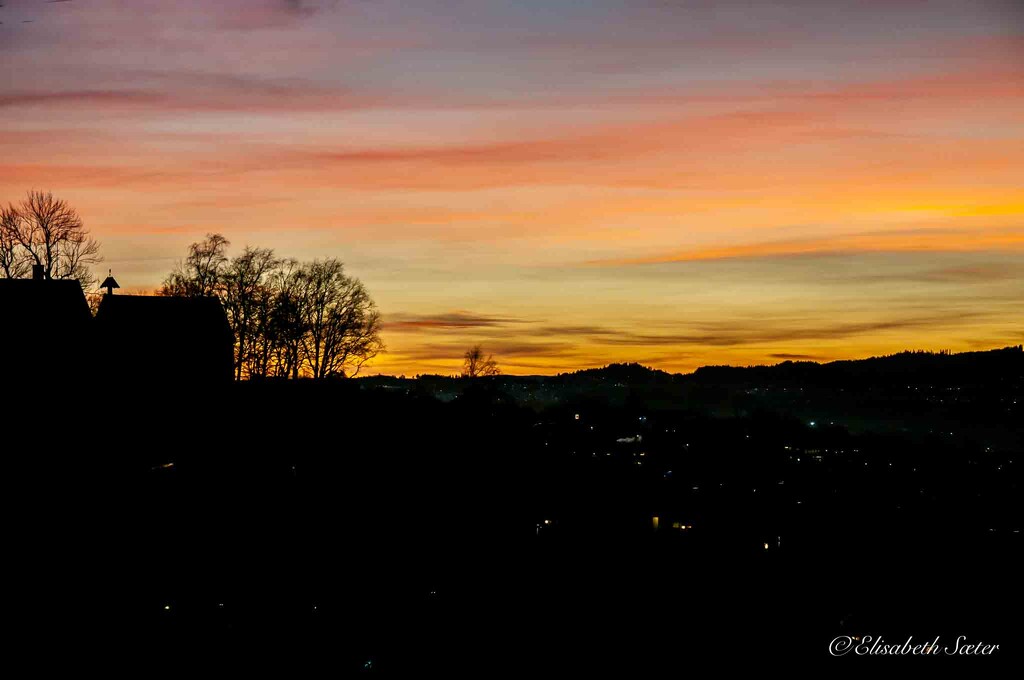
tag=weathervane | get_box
[100,269,120,296]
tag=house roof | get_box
[95,294,231,339]
[94,294,234,382]
[0,278,92,330]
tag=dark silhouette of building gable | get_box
[95,295,233,384]
[0,278,93,383]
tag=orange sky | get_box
[1,0,1022,375]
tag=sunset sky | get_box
[2,0,1022,375]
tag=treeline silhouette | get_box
[160,233,384,380]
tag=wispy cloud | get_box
[385,311,528,332]
[862,262,1021,284]
[589,227,1024,266]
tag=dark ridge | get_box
[690,344,1023,387]
[557,361,674,383]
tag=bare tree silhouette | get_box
[223,246,281,380]
[0,191,101,289]
[161,235,383,379]
[463,345,500,377]
[0,205,31,279]
[161,233,229,298]
[267,258,307,379]
[300,258,383,378]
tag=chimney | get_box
[32,264,44,281]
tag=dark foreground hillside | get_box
[12,372,1022,671]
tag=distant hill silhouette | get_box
[690,345,1023,387]
[543,346,1023,388]
[558,361,674,383]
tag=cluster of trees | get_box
[0,190,102,289]
[162,234,384,380]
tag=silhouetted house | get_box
[0,272,93,383]
[95,295,233,385]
